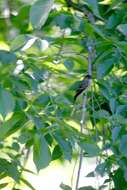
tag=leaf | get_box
[30,0,54,29]
[11,35,29,51]
[0,183,8,189]
[112,126,121,142]
[64,60,74,70]
[0,50,16,64]
[95,162,107,176]
[112,168,127,189]
[86,0,101,18]
[96,58,114,79]
[20,177,36,190]
[0,158,19,182]
[106,14,121,30]
[93,110,110,120]
[52,144,63,160]
[80,142,100,157]
[109,98,117,114]
[11,35,35,51]
[78,186,96,190]
[91,24,106,40]
[60,183,72,190]
[116,105,127,116]
[117,24,127,36]
[119,135,127,157]
[0,88,15,118]
[54,132,72,161]
[33,134,51,172]
[35,94,50,106]
[0,116,19,141]
[86,171,95,177]
[124,168,127,182]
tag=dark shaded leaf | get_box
[78,186,96,190]
[52,144,63,160]
[86,171,95,177]
[60,183,72,190]
[0,183,8,189]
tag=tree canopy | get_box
[0,0,127,189]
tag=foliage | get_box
[0,0,127,189]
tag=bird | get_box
[74,74,91,102]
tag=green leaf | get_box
[96,58,114,79]
[0,88,15,118]
[109,98,117,114]
[112,168,127,189]
[93,110,110,120]
[60,183,72,190]
[106,14,121,30]
[112,126,121,142]
[54,132,72,161]
[64,60,74,70]
[0,158,19,182]
[80,142,100,157]
[116,105,127,116]
[33,134,51,172]
[11,35,34,51]
[95,162,107,176]
[78,187,96,190]
[52,144,63,160]
[0,50,16,64]
[86,171,95,177]
[86,0,101,18]
[20,177,36,190]
[0,114,21,141]
[30,0,54,29]
[0,183,8,189]
[117,24,127,36]
[119,135,127,157]
[91,25,106,40]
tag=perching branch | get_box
[74,13,96,190]
[75,95,87,190]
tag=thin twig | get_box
[75,95,87,190]
[75,27,96,190]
